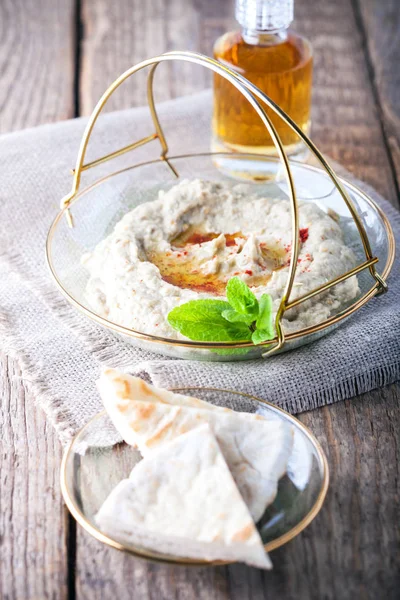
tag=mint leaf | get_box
[222,308,254,326]
[256,294,274,337]
[167,299,252,342]
[226,277,259,318]
[251,329,274,345]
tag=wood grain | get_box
[294,0,398,205]
[0,2,75,598]
[79,0,234,113]
[0,356,69,600]
[355,0,400,192]
[0,0,75,134]
[0,0,399,598]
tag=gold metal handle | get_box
[60,51,387,356]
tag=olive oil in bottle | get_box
[213,0,313,166]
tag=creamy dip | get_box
[82,179,359,339]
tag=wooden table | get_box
[0,1,399,598]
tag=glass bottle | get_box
[212,0,313,168]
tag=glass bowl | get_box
[46,153,395,361]
[61,387,329,566]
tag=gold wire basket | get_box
[46,51,395,361]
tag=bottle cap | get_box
[235,0,294,32]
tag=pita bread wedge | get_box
[95,424,271,569]
[98,368,275,438]
[98,368,230,414]
[98,370,293,522]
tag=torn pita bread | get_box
[98,367,277,433]
[98,369,293,522]
[98,368,231,414]
[95,424,271,569]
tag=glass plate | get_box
[61,387,329,566]
[47,153,395,361]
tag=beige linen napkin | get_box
[0,90,398,442]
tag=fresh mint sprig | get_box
[167,277,275,348]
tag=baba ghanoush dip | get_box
[82,179,360,339]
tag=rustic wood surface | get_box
[0,0,399,598]
[0,0,75,134]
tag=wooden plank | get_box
[0,0,75,133]
[355,0,400,192]
[0,1,76,597]
[297,388,400,600]
[294,0,398,205]
[79,0,234,113]
[0,355,69,600]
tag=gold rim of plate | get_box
[60,387,330,566]
[47,155,395,352]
